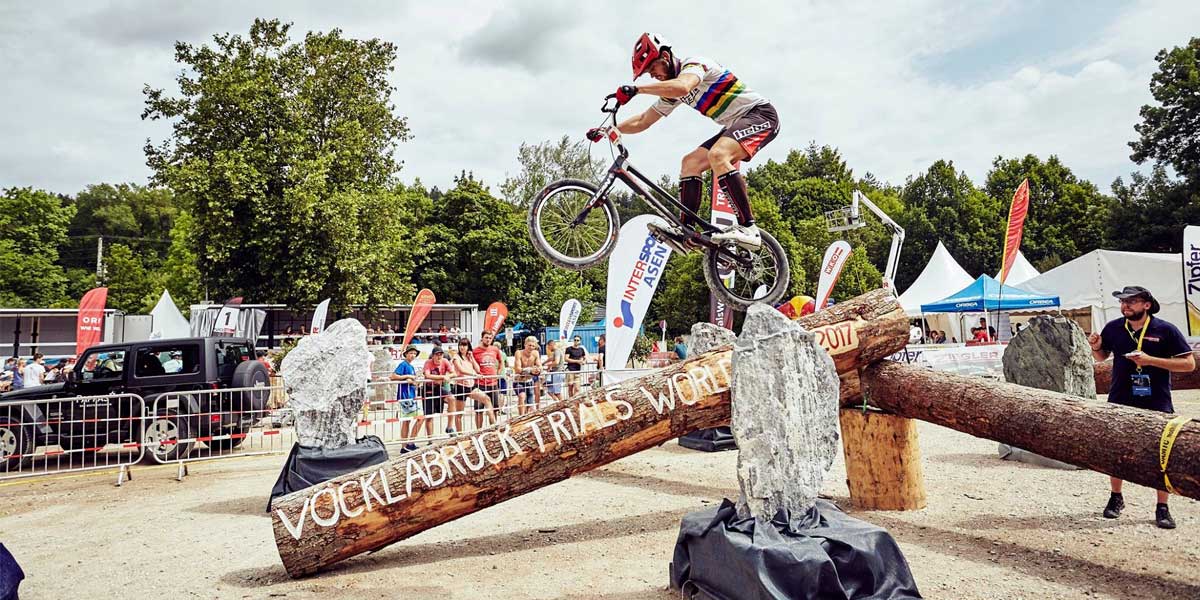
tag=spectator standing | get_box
[1089,286,1195,529]
[256,350,275,376]
[514,336,543,415]
[438,325,450,344]
[455,339,495,429]
[391,346,422,452]
[472,331,505,423]
[23,353,46,388]
[422,347,453,437]
[673,336,688,361]
[565,336,587,397]
[542,339,565,404]
[10,359,25,390]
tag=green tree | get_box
[984,155,1112,267]
[1109,166,1198,253]
[1130,36,1200,180]
[150,211,204,307]
[0,187,75,307]
[500,136,604,206]
[103,244,154,312]
[143,19,412,307]
[896,160,1003,290]
[63,183,177,270]
[747,142,855,223]
[413,176,595,329]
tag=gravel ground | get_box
[1,394,1198,599]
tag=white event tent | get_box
[897,241,975,342]
[1017,249,1185,333]
[993,251,1040,285]
[149,290,192,339]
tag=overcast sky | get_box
[1,0,1197,198]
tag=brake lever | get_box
[601,93,619,114]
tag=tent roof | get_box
[994,251,1040,285]
[897,241,975,315]
[150,290,191,339]
[1017,249,1185,331]
[920,275,1060,313]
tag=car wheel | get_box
[0,422,34,472]
[231,360,271,413]
[142,411,193,464]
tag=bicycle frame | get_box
[578,97,746,263]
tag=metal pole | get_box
[95,235,104,285]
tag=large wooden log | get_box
[271,289,909,577]
[861,361,1200,500]
[1094,351,1200,394]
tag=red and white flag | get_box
[76,287,108,355]
[999,179,1030,284]
[402,289,437,348]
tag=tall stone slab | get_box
[279,318,374,449]
[731,304,840,519]
[998,315,1091,469]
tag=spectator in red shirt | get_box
[473,330,505,421]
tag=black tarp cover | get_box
[267,436,389,512]
[678,426,737,452]
[670,499,922,600]
[0,544,23,600]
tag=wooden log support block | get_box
[861,361,1200,501]
[839,407,927,510]
[271,289,911,577]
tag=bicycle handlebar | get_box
[601,93,621,116]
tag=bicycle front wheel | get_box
[527,179,621,271]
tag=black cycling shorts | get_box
[699,103,780,161]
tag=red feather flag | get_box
[401,289,437,348]
[999,179,1030,284]
[483,302,509,335]
[76,287,109,355]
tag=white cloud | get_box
[0,0,1196,197]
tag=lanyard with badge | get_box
[1126,316,1152,397]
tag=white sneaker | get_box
[711,224,761,249]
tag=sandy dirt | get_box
[2,394,1198,599]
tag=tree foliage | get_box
[143,19,412,308]
[103,243,154,313]
[0,187,75,307]
[1130,36,1200,179]
[500,136,604,206]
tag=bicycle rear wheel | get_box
[527,179,621,271]
[703,231,790,310]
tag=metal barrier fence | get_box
[148,385,295,480]
[0,365,668,484]
[0,393,146,485]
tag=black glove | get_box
[615,85,638,105]
[586,127,606,142]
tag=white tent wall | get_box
[897,241,975,315]
[1017,250,1184,333]
[898,241,975,342]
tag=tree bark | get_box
[861,361,1200,501]
[839,408,926,510]
[272,289,909,577]
[1094,351,1200,395]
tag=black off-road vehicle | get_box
[1,337,270,469]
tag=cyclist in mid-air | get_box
[595,32,780,249]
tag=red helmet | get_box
[631,32,670,79]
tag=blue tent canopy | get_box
[920,275,1060,313]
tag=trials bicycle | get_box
[526,94,790,310]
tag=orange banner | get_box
[999,179,1030,284]
[401,289,437,348]
[484,301,509,335]
[76,287,108,355]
